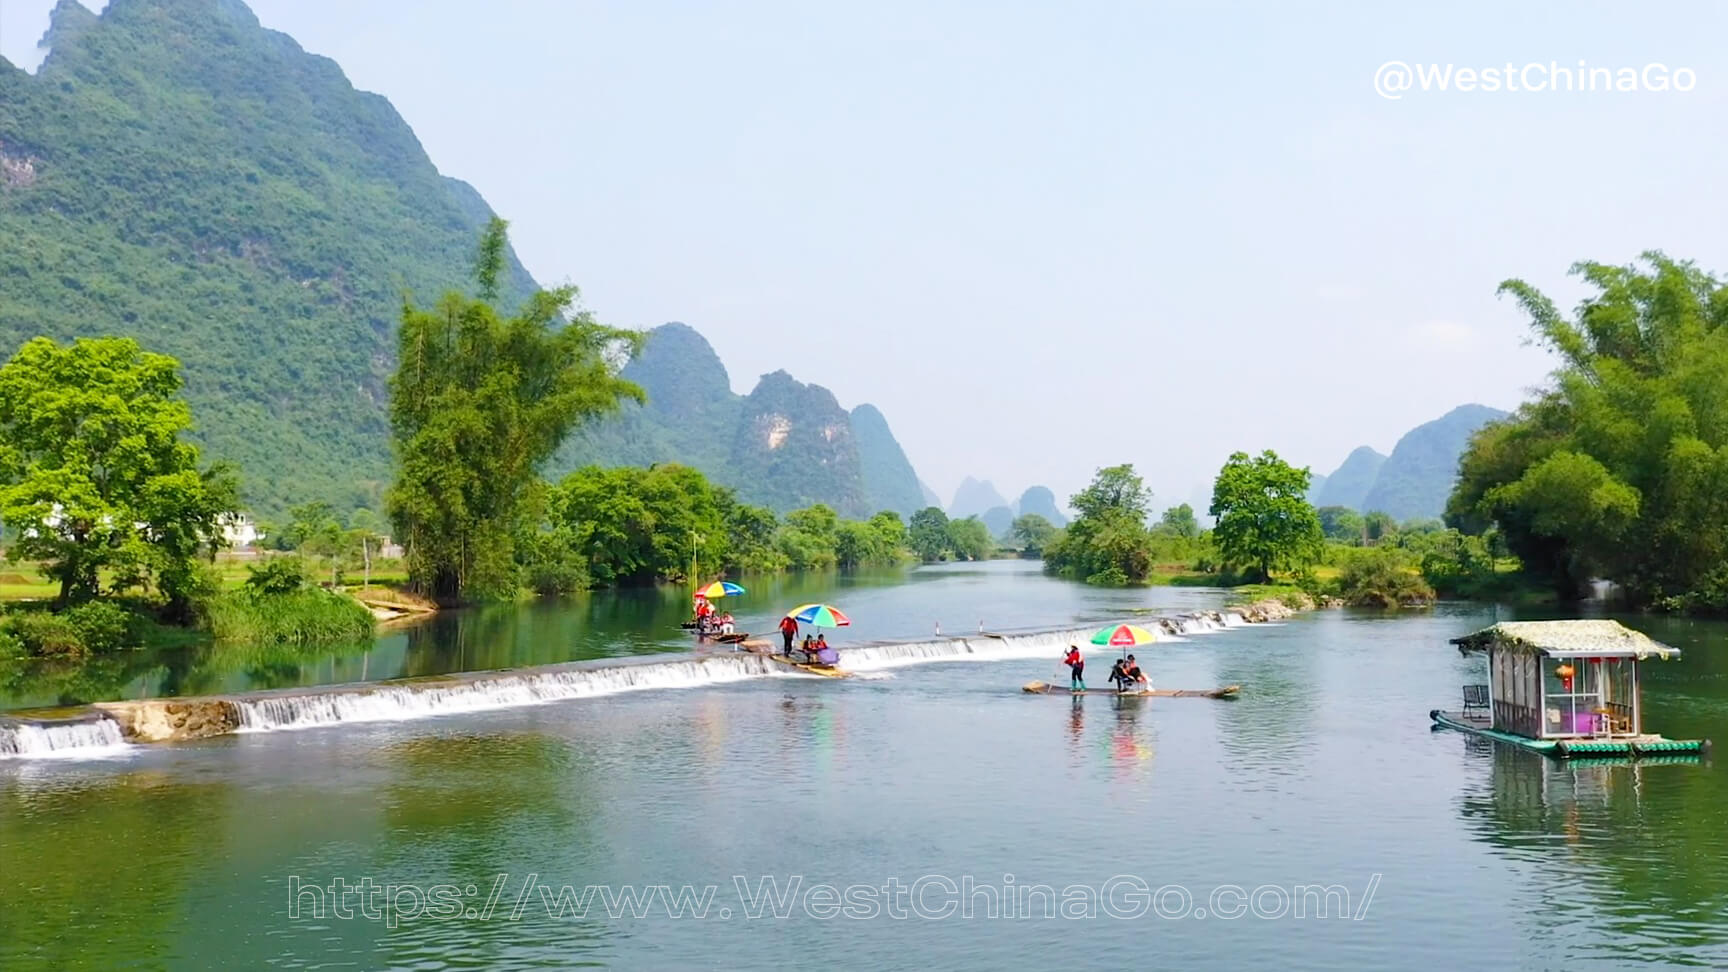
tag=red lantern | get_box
[1556,662,1575,692]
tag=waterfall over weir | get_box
[235,652,783,732]
[0,717,130,759]
[0,608,1271,756]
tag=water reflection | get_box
[1458,746,1727,964]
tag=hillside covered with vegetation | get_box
[0,0,538,517]
[557,324,927,519]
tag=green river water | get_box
[1,561,1725,969]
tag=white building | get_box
[219,512,264,549]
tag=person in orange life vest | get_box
[778,615,798,654]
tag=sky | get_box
[4,1,1726,514]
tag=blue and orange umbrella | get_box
[786,603,851,628]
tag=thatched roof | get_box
[1450,620,1680,660]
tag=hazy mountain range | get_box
[1311,404,1508,521]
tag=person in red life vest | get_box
[1063,645,1085,692]
[778,615,799,655]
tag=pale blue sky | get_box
[4,1,1725,512]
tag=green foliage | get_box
[549,464,902,584]
[0,336,236,617]
[1317,506,1365,543]
[243,558,309,597]
[1044,465,1155,584]
[1334,547,1436,608]
[1448,253,1728,608]
[908,507,951,562]
[551,464,728,586]
[0,601,141,660]
[0,0,540,516]
[205,589,375,647]
[944,516,993,561]
[1156,504,1199,540]
[1208,450,1324,583]
[1414,530,1498,599]
[1010,513,1059,555]
[387,222,642,603]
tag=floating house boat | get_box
[1430,620,1709,760]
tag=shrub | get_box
[2,611,87,659]
[63,601,139,654]
[244,557,310,597]
[1336,548,1435,608]
[206,588,375,647]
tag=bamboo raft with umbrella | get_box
[739,603,852,678]
[1025,622,1243,699]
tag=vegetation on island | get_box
[1446,253,1728,612]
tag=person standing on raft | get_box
[778,615,798,655]
[1062,645,1085,692]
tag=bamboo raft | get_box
[1021,681,1240,699]
[738,641,850,678]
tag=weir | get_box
[0,607,1288,758]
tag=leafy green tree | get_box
[1011,513,1058,555]
[1208,450,1323,583]
[1155,503,1199,539]
[1362,511,1398,544]
[551,464,727,586]
[387,219,642,602]
[0,337,236,616]
[945,516,993,561]
[908,507,951,562]
[724,502,783,572]
[777,504,842,570]
[1316,506,1365,543]
[1448,253,1728,606]
[1043,464,1155,584]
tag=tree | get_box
[1362,511,1398,544]
[1156,503,1199,539]
[1316,505,1365,543]
[0,337,236,616]
[1208,450,1323,583]
[1043,464,1155,585]
[944,516,993,560]
[1011,513,1058,555]
[551,464,727,586]
[387,219,642,602]
[1447,253,1728,607]
[908,507,951,562]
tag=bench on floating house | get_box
[1461,683,1490,719]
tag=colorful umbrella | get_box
[1089,623,1159,649]
[786,603,851,627]
[697,581,747,599]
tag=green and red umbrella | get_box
[1089,623,1159,649]
[786,603,851,628]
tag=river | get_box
[1,561,1724,969]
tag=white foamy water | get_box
[839,628,1101,672]
[0,718,133,759]
[235,652,784,732]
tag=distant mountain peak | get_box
[1356,403,1508,520]
[950,477,1009,518]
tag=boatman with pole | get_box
[778,614,799,655]
[1063,645,1085,692]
